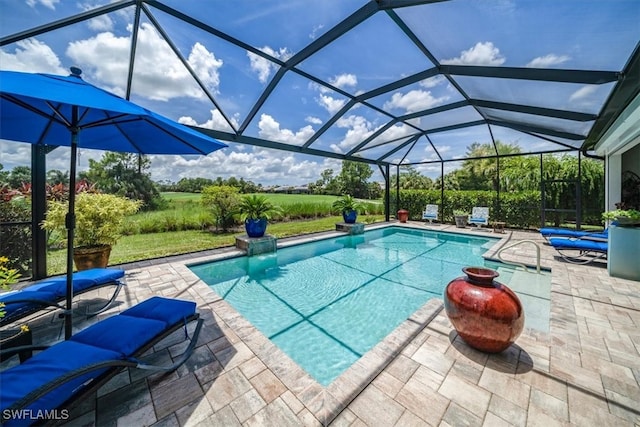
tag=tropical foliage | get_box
[42,193,141,248]
[332,195,364,214]
[238,194,282,221]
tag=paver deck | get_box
[2,222,639,426]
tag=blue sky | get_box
[1,0,638,185]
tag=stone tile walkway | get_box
[3,222,639,426]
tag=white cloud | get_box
[330,115,379,153]
[66,24,223,101]
[178,109,238,132]
[79,2,114,31]
[87,14,114,31]
[374,124,416,145]
[317,93,346,115]
[306,116,322,125]
[419,76,446,88]
[441,42,505,66]
[526,54,570,68]
[247,46,292,83]
[383,90,449,113]
[257,114,315,144]
[26,0,59,9]
[330,73,357,89]
[310,24,324,40]
[0,39,67,74]
[569,85,597,102]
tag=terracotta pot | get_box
[73,245,111,271]
[444,266,524,353]
[397,209,409,223]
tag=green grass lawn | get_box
[47,214,385,275]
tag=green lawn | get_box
[47,214,385,275]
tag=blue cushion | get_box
[70,315,167,356]
[121,296,196,326]
[549,238,607,252]
[0,290,58,317]
[71,268,125,284]
[540,228,608,238]
[34,268,125,295]
[0,341,122,415]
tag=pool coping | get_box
[167,221,526,424]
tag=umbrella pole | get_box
[64,109,79,340]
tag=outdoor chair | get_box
[422,204,439,225]
[0,268,125,326]
[469,207,489,229]
[0,296,203,426]
[548,237,608,264]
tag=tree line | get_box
[1,140,604,212]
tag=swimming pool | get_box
[190,226,543,386]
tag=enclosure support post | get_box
[31,145,47,279]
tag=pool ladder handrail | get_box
[496,240,541,274]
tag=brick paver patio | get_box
[3,222,639,426]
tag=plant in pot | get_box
[41,193,141,270]
[0,256,21,320]
[238,195,283,238]
[453,209,468,228]
[332,195,363,224]
[602,206,640,226]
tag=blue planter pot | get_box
[342,210,358,224]
[245,218,268,238]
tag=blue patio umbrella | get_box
[0,67,227,338]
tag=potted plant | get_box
[332,195,363,224]
[41,193,141,270]
[602,208,640,226]
[238,195,282,238]
[453,209,468,228]
[0,256,21,320]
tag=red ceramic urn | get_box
[444,266,524,353]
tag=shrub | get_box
[42,193,141,248]
[201,185,240,232]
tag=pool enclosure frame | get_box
[1,0,639,279]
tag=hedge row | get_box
[389,190,547,229]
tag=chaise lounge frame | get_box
[0,268,125,327]
[0,297,203,426]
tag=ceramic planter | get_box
[73,245,111,270]
[444,267,524,353]
[245,218,268,238]
[342,210,358,224]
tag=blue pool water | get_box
[190,227,500,385]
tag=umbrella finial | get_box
[70,66,83,78]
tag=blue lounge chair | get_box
[0,268,125,326]
[540,227,608,242]
[549,237,608,264]
[0,296,203,426]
